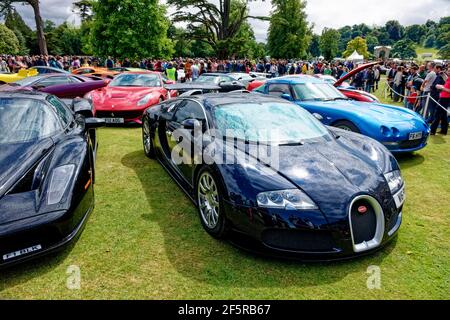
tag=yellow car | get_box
[0,69,39,84]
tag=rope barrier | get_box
[383,81,449,116]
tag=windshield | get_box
[109,74,161,87]
[0,98,62,144]
[196,76,219,84]
[292,83,347,101]
[13,76,40,87]
[213,102,331,144]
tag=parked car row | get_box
[0,63,430,266]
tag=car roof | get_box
[266,75,326,84]
[0,89,49,100]
[182,93,287,107]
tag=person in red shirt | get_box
[406,86,418,110]
[430,66,450,135]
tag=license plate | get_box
[409,132,422,140]
[393,187,406,209]
[3,244,42,261]
[104,118,124,124]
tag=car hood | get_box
[230,134,394,221]
[0,138,54,199]
[334,61,381,87]
[300,99,421,124]
[92,86,161,106]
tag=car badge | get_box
[358,206,368,214]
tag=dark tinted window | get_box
[174,100,206,123]
[47,95,73,127]
[37,76,71,87]
[0,98,62,143]
[268,84,291,97]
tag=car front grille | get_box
[350,199,377,244]
[261,229,336,252]
[399,138,425,149]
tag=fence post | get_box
[422,93,430,118]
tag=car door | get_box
[164,99,207,184]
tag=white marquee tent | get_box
[346,50,364,63]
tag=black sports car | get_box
[0,90,104,267]
[195,73,246,92]
[142,93,405,260]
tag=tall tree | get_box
[405,24,426,43]
[72,0,94,22]
[0,24,20,54]
[167,0,268,58]
[391,39,417,59]
[343,36,370,58]
[319,28,340,60]
[0,0,47,54]
[308,34,321,57]
[385,20,404,42]
[5,9,33,54]
[267,0,310,59]
[90,0,174,59]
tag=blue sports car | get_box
[254,76,430,153]
[142,93,405,260]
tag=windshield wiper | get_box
[278,141,304,146]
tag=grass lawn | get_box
[415,45,440,61]
[0,86,449,300]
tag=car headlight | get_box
[137,93,155,107]
[47,165,75,205]
[256,189,318,210]
[384,170,404,194]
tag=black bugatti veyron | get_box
[142,93,405,260]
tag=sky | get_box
[9,0,450,42]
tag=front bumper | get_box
[224,196,402,261]
[0,186,94,268]
[95,108,147,125]
[382,134,429,153]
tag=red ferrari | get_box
[87,71,175,124]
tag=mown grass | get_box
[0,86,448,299]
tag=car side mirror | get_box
[181,118,201,130]
[281,93,293,101]
[312,113,323,121]
[85,117,105,129]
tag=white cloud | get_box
[10,0,450,42]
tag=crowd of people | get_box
[386,61,449,135]
[1,53,448,135]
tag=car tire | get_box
[142,117,155,159]
[196,167,228,239]
[333,120,360,133]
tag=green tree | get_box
[167,0,268,58]
[90,0,174,59]
[308,34,321,57]
[337,26,352,53]
[267,0,310,59]
[72,0,94,22]
[319,28,339,60]
[343,36,370,58]
[405,24,426,43]
[365,35,378,53]
[0,0,48,54]
[385,20,404,41]
[423,34,436,48]
[5,9,33,54]
[0,24,20,54]
[437,30,450,59]
[391,39,417,59]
